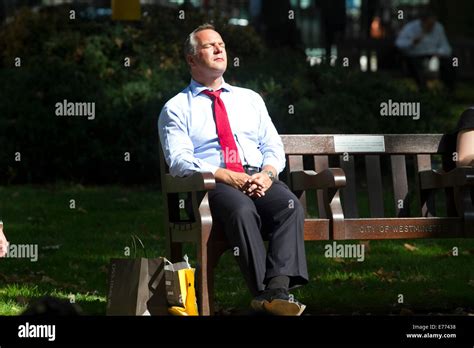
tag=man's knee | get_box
[271,183,304,216]
[277,193,304,221]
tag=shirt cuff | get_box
[262,158,285,174]
[196,161,220,176]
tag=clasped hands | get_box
[215,167,275,198]
[229,171,273,198]
[241,172,273,198]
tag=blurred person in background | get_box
[395,10,455,92]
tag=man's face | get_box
[187,29,227,77]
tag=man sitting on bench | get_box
[158,24,308,315]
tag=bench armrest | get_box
[163,172,216,193]
[290,168,346,191]
[420,167,474,190]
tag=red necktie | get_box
[202,89,245,173]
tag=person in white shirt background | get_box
[395,9,455,92]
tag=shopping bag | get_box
[165,255,199,316]
[164,255,190,306]
[106,235,168,316]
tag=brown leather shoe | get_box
[250,288,306,316]
[263,298,306,316]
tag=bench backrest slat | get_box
[339,155,359,218]
[391,155,410,217]
[314,155,329,218]
[365,155,385,217]
[416,154,436,217]
[287,155,307,215]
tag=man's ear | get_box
[186,54,195,68]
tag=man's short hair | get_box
[184,23,216,58]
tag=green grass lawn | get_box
[0,185,473,315]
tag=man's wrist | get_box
[215,168,231,184]
[262,170,275,182]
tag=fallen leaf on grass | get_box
[373,267,397,283]
[403,243,418,252]
[114,37,123,48]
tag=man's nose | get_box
[213,44,223,52]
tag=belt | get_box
[243,165,261,175]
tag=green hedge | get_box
[0,6,455,184]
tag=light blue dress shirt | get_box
[158,79,286,177]
[395,19,452,57]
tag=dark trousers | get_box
[405,55,455,91]
[208,180,309,296]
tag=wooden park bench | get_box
[159,134,474,315]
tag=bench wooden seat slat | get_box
[341,217,464,239]
[303,219,330,240]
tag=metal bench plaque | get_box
[333,135,386,153]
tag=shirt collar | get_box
[190,78,232,97]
